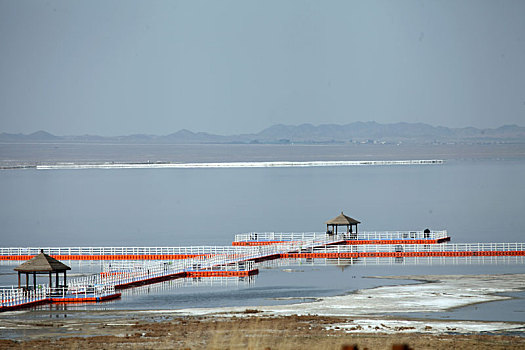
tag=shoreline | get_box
[163,274,525,319]
[1,274,524,348]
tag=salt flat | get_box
[172,274,525,316]
[168,274,525,334]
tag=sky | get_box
[1,0,524,136]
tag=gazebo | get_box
[14,250,71,290]
[325,211,360,236]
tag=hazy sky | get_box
[1,0,524,136]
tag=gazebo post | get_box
[56,272,59,288]
[64,271,67,288]
[25,273,29,290]
[49,272,52,287]
[18,271,21,288]
[33,272,36,290]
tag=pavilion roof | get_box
[14,251,71,272]
[325,212,361,225]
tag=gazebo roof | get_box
[14,251,71,273]
[325,212,361,225]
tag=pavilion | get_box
[325,211,361,235]
[14,250,71,290]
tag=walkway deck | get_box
[232,230,450,246]
[0,231,450,260]
[2,232,524,312]
[0,285,121,312]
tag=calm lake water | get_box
[0,156,524,320]
[1,159,524,246]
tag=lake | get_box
[0,145,524,321]
[1,157,524,246]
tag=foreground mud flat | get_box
[1,314,524,350]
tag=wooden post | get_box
[49,272,52,287]
[18,272,21,288]
[33,272,36,290]
[56,272,59,288]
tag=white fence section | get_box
[0,246,249,257]
[301,242,525,254]
[0,286,47,308]
[63,235,347,289]
[0,232,449,258]
[260,255,525,268]
[123,276,255,297]
[0,284,117,309]
[233,230,449,243]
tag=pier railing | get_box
[301,242,525,254]
[0,284,117,309]
[233,230,449,243]
[0,286,47,308]
[260,255,525,267]
[0,231,449,259]
[64,237,337,289]
[0,246,248,258]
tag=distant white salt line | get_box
[36,159,444,170]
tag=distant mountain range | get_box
[2,122,525,144]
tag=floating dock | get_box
[1,230,524,312]
[0,231,451,261]
[0,286,121,312]
[232,231,451,246]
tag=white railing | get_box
[63,237,345,290]
[0,232,449,258]
[260,255,525,267]
[0,246,248,257]
[0,286,47,308]
[123,276,255,297]
[301,242,525,254]
[233,230,449,242]
[3,239,523,310]
[0,284,117,309]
